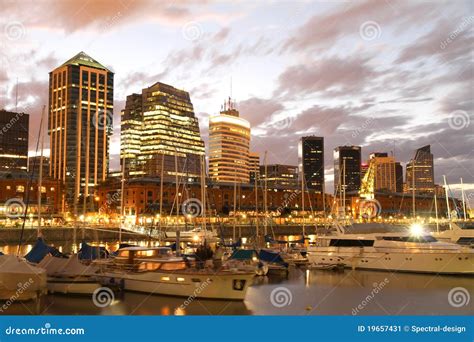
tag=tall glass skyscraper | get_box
[120,82,205,181]
[48,52,114,211]
[298,136,324,192]
[334,145,361,194]
[406,145,434,194]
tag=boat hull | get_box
[101,271,254,300]
[307,248,474,275]
[46,276,102,295]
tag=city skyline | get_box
[0,0,472,200]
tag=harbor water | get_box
[1,240,472,316]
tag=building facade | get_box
[406,145,435,194]
[370,153,396,192]
[249,152,260,182]
[395,161,403,193]
[260,164,298,188]
[0,110,29,173]
[334,146,361,194]
[120,82,205,182]
[48,51,114,212]
[299,136,324,192]
[28,156,50,179]
[209,98,251,183]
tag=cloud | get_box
[275,56,380,99]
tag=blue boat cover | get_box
[258,249,288,268]
[25,237,66,263]
[230,249,257,260]
[78,241,109,260]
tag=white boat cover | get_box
[0,255,47,291]
[38,255,98,277]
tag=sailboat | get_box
[431,176,474,246]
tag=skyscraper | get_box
[209,98,250,183]
[369,152,396,192]
[0,110,29,173]
[406,145,434,194]
[48,52,114,210]
[120,82,205,181]
[260,164,298,188]
[334,146,361,194]
[249,152,260,182]
[299,136,324,192]
[395,161,403,193]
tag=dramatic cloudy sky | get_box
[1,0,473,203]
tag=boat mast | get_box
[233,169,237,241]
[254,166,259,239]
[460,177,467,221]
[443,175,451,227]
[38,105,46,234]
[174,152,179,224]
[159,153,164,236]
[412,159,416,219]
[263,151,268,237]
[119,154,126,243]
[200,155,206,231]
[342,158,346,219]
[301,165,305,236]
[434,193,439,233]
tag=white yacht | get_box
[432,222,474,247]
[96,246,254,300]
[307,224,474,275]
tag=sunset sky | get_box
[1,0,473,202]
